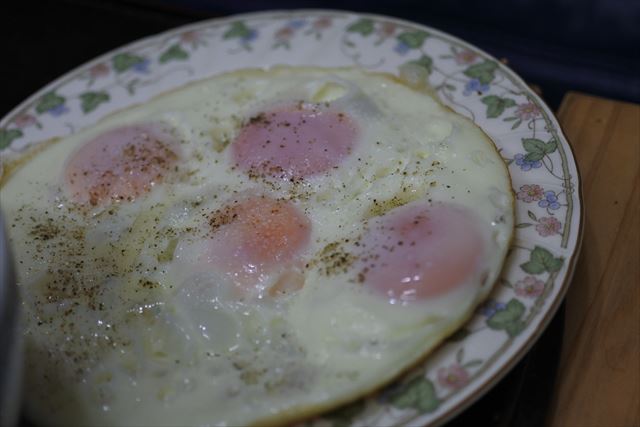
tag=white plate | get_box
[0,10,582,427]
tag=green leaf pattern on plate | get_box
[463,60,499,85]
[112,52,145,73]
[80,91,110,114]
[223,21,251,39]
[396,30,429,49]
[523,137,557,162]
[0,128,23,150]
[35,92,65,115]
[389,376,440,413]
[346,18,375,36]
[521,246,564,275]
[487,299,526,337]
[408,54,434,74]
[481,95,516,118]
[159,44,189,64]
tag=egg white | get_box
[0,67,514,427]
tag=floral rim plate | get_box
[0,10,582,427]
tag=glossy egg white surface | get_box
[0,67,514,427]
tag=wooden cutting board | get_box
[546,92,640,427]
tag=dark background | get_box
[2,0,623,425]
[2,0,639,119]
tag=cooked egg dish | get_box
[0,66,514,427]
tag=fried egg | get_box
[0,66,514,426]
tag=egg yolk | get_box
[358,202,485,302]
[231,104,358,179]
[202,195,311,292]
[64,123,179,206]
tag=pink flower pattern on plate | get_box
[515,276,545,297]
[517,184,545,202]
[515,102,541,120]
[536,216,561,237]
[378,22,396,37]
[89,63,110,79]
[12,114,38,129]
[180,30,201,44]
[454,49,478,65]
[437,363,470,389]
[275,27,294,41]
[312,17,332,30]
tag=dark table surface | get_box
[3,1,569,425]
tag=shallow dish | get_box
[0,10,582,427]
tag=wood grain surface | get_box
[546,92,640,427]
